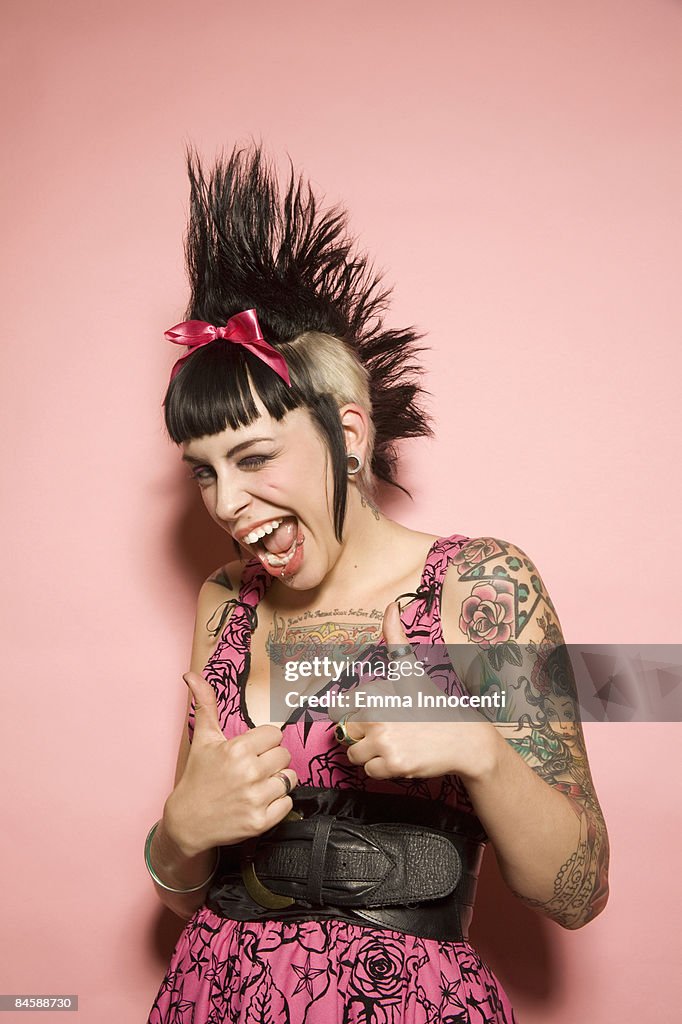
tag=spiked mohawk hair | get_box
[164,145,432,538]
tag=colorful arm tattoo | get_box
[448,537,610,928]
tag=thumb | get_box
[184,672,223,738]
[382,602,410,653]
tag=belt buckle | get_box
[240,810,302,910]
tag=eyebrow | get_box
[181,437,275,464]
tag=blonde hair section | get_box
[282,331,377,497]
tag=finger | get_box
[382,602,415,660]
[264,767,298,804]
[340,726,393,777]
[255,744,292,777]
[237,723,289,755]
[361,756,392,781]
[344,734,370,764]
[327,692,366,725]
[183,672,224,738]
[333,714,365,746]
[261,791,295,831]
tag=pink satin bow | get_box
[164,308,291,386]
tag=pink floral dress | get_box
[148,535,517,1023]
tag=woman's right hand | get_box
[162,671,297,858]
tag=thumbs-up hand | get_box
[328,603,499,782]
[163,672,298,858]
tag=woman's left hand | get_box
[328,602,503,783]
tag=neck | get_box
[272,486,411,610]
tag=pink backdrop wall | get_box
[1,0,680,1020]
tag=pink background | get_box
[1,0,680,1020]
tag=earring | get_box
[347,453,363,476]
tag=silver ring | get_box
[274,771,293,797]
[387,644,411,658]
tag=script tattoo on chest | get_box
[266,608,383,661]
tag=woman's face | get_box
[181,395,342,590]
[545,694,577,743]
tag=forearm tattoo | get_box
[453,537,610,927]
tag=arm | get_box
[339,540,609,929]
[148,565,239,920]
[441,537,610,929]
[148,563,297,921]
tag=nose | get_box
[213,473,251,524]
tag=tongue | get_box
[261,517,297,555]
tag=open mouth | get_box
[241,515,301,569]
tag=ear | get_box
[338,404,370,465]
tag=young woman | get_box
[146,147,609,1024]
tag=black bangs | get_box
[163,341,302,443]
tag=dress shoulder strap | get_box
[237,558,272,608]
[400,533,472,644]
[419,533,472,591]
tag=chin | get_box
[278,560,329,592]
[253,529,337,591]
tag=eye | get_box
[188,466,215,486]
[239,454,273,469]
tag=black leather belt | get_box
[206,787,487,942]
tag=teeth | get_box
[264,541,298,567]
[243,519,281,545]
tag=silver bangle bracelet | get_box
[144,820,219,894]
